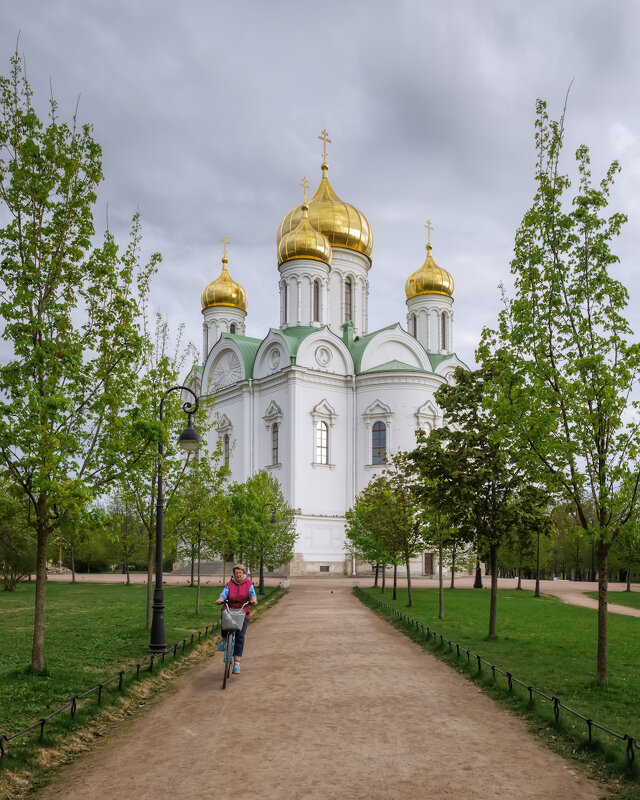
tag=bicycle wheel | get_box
[222,632,235,690]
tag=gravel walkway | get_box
[39,582,604,800]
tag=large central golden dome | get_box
[277,162,373,260]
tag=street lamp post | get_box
[534,529,541,598]
[149,385,201,654]
[259,502,277,596]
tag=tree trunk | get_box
[381,563,386,594]
[596,540,609,684]
[392,563,397,600]
[516,566,522,590]
[626,566,631,592]
[30,512,49,673]
[374,563,379,588]
[196,533,201,615]
[488,545,498,640]
[71,546,76,584]
[438,540,444,619]
[405,548,413,607]
[450,547,456,589]
[125,556,131,585]
[190,551,195,587]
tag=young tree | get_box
[106,495,146,584]
[117,315,202,627]
[228,470,297,584]
[0,479,35,590]
[167,444,229,614]
[411,368,548,638]
[378,453,425,608]
[345,488,392,592]
[0,53,157,671]
[479,99,640,682]
[612,519,640,591]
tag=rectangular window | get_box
[372,421,387,465]
[319,565,330,573]
[344,278,352,322]
[315,421,328,464]
[272,423,279,465]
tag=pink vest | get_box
[226,576,252,617]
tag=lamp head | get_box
[178,416,201,452]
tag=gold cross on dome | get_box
[424,219,434,247]
[318,128,332,164]
[300,177,309,203]
[220,234,230,260]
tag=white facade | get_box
[195,164,466,575]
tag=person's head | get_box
[233,564,246,581]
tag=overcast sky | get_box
[2,0,639,369]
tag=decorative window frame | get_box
[416,400,438,434]
[362,399,393,468]
[263,401,283,469]
[311,399,337,468]
[216,413,233,438]
[263,400,283,430]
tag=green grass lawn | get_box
[360,586,640,764]
[586,590,640,611]
[0,580,232,741]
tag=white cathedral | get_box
[195,135,467,575]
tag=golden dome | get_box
[405,243,454,299]
[277,163,373,260]
[201,256,248,311]
[277,202,332,266]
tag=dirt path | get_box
[39,583,604,800]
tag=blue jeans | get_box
[223,616,249,657]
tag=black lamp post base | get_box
[473,562,483,589]
[149,591,167,653]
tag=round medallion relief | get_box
[315,346,332,367]
[212,351,242,387]
[269,348,281,369]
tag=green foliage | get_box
[411,368,549,636]
[166,446,229,611]
[228,470,297,573]
[0,480,35,590]
[479,98,640,682]
[0,51,159,671]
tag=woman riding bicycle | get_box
[216,564,257,673]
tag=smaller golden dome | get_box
[201,256,248,311]
[277,202,332,266]
[405,243,454,299]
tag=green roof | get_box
[347,324,398,373]
[426,352,454,371]
[219,333,262,378]
[361,359,426,374]
[270,326,320,364]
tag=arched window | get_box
[272,423,279,465]
[344,277,352,322]
[412,315,417,338]
[313,279,320,322]
[283,283,288,324]
[372,421,387,464]
[229,323,236,334]
[223,434,230,466]
[315,421,328,465]
[441,313,447,350]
